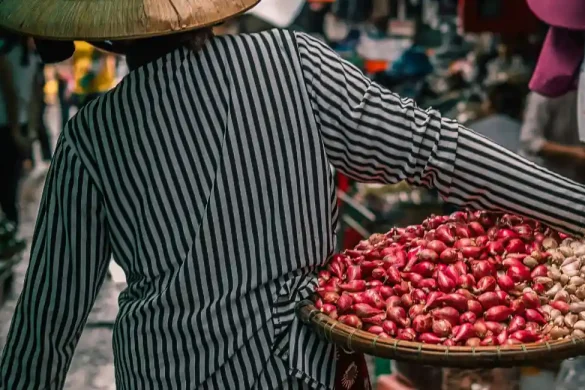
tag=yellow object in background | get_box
[72,41,115,95]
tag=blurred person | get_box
[0,32,38,228]
[70,41,116,111]
[520,91,585,183]
[471,82,524,152]
[2,1,585,390]
[485,42,530,85]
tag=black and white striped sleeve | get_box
[294,31,585,237]
[0,135,111,389]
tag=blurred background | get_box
[0,0,583,388]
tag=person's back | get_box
[470,114,521,152]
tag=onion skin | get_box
[319,291,340,304]
[385,296,402,309]
[427,240,448,255]
[496,274,516,292]
[436,224,456,245]
[508,316,526,333]
[530,265,549,278]
[485,321,505,335]
[432,306,460,326]
[461,246,483,259]
[453,261,469,276]
[455,289,476,301]
[496,329,508,346]
[460,311,477,324]
[481,336,496,346]
[417,249,439,263]
[454,238,475,249]
[382,320,398,336]
[507,264,532,283]
[353,303,384,318]
[408,304,425,319]
[417,278,437,291]
[386,306,409,328]
[510,330,540,343]
[396,328,417,341]
[487,240,506,255]
[468,300,484,315]
[436,293,469,312]
[471,261,495,281]
[378,286,394,299]
[478,292,501,310]
[453,323,476,343]
[385,267,402,285]
[365,325,384,335]
[346,265,362,282]
[485,306,513,322]
[411,261,435,277]
[443,339,457,347]
[424,291,445,311]
[522,292,541,309]
[371,267,387,280]
[328,261,346,279]
[437,270,456,293]
[339,315,363,329]
[457,274,476,289]
[432,319,453,337]
[393,281,410,296]
[525,309,547,325]
[475,276,497,293]
[440,248,458,264]
[525,322,541,333]
[474,320,488,337]
[506,238,526,254]
[401,293,414,308]
[338,280,367,292]
[509,299,526,315]
[550,300,570,314]
[337,294,353,313]
[469,222,486,236]
[419,333,445,344]
[412,314,433,333]
[362,313,387,325]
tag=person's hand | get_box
[573,146,585,162]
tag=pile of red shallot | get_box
[315,210,585,346]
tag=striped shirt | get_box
[1,29,585,389]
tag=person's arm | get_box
[520,92,585,161]
[0,135,111,389]
[294,32,585,236]
[0,53,20,140]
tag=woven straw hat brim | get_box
[0,0,259,40]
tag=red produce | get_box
[316,285,340,294]
[315,298,324,310]
[417,278,437,291]
[387,306,410,328]
[385,296,402,308]
[417,249,439,263]
[371,267,386,280]
[435,293,468,312]
[419,333,445,344]
[344,250,363,258]
[496,329,508,345]
[510,330,540,343]
[364,249,382,260]
[378,286,394,299]
[475,235,489,247]
[468,300,483,315]
[339,315,363,329]
[525,309,547,325]
[412,314,433,333]
[353,303,384,318]
[432,307,460,326]
[485,306,512,322]
[404,248,421,272]
[508,316,526,333]
[487,240,506,255]
[364,289,386,309]
[345,265,362,282]
[497,228,519,241]
[360,261,379,276]
[408,304,425,319]
[439,248,458,264]
[457,274,475,289]
[507,265,531,283]
[367,280,383,288]
[437,270,456,293]
[532,283,546,294]
[365,325,384,335]
[474,320,488,337]
[530,265,549,279]
[411,261,435,277]
[411,289,427,304]
[319,291,340,304]
[513,224,533,240]
[453,261,469,276]
[522,292,541,309]
[461,246,483,259]
[496,291,511,304]
[427,240,448,255]
[445,265,461,281]
[337,294,353,313]
[436,224,456,245]
[466,338,482,347]
[478,292,501,310]
[484,321,505,335]
[362,313,387,325]
[432,319,453,337]
[455,289,475,300]
[460,311,477,324]
[393,281,410,296]
[475,276,497,293]
[450,211,468,222]
[481,336,496,346]
[471,261,495,281]
[318,270,331,282]
[424,291,445,311]
[550,300,570,314]
[506,238,526,254]
[401,293,414,308]
[443,339,457,347]
[402,272,423,285]
[453,323,476,343]
[396,328,417,341]
[338,280,366,292]
[383,254,406,270]
[382,320,398,336]
[502,257,525,269]
[454,238,476,249]
[496,274,515,291]
[469,222,487,236]
[380,247,397,257]
[385,267,402,285]
[327,261,346,279]
[509,299,526,315]
[524,322,540,333]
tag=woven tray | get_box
[297,300,585,368]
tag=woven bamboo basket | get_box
[297,300,585,368]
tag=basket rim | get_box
[296,300,585,368]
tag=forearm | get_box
[539,141,579,159]
[442,126,585,235]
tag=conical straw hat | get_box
[0,0,259,40]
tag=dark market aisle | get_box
[0,104,120,389]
